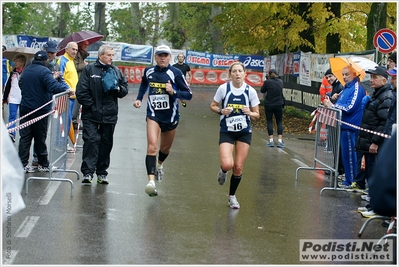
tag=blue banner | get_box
[186,50,212,67]
[186,50,240,68]
[239,55,265,71]
[121,44,153,64]
[17,35,49,50]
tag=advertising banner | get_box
[118,66,263,87]
[120,43,153,64]
[239,55,265,71]
[186,50,240,68]
[292,51,301,77]
[311,53,334,82]
[299,52,312,86]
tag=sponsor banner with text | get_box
[118,66,263,87]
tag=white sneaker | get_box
[228,195,240,209]
[155,167,163,182]
[217,168,227,185]
[67,144,75,153]
[361,210,378,218]
[361,194,370,202]
[23,165,35,173]
[145,181,158,197]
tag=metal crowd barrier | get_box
[26,91,80,196]
[295,105,346,195]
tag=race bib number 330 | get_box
[150,94,170,110]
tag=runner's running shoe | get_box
[229,195,240,209]
[145,181,158,197]
[217,168,227,185]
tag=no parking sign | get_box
[373,28,397,54]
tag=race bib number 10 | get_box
[150,94,170,110]
[226,115,248,132]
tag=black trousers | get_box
[81,120,115,176]
[18,110,49,167]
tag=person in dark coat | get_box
[76,44,128,185]
[261,69,285,148]
[354,66,394,218]
[18,51,73,173]
[369,131,396,217]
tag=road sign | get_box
[373,28,397,54]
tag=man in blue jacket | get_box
[18,51,73,173]
[323,65,366,187]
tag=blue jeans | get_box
[7,103,19,138]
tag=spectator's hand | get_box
[66,88,75,97]
[52,71,61,79]
[133,100,141,108]
[323,97,333,108]
[369,143,378,154]
[331,93,340,101]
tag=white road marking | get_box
[3,250,18,265]
[291,158,309,167]
[14,216,40,238]
[37,181,62,205]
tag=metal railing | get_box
[25,91,80,196]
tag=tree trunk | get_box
[367,3,387,50]
[325,3,341,53]
[210,4,223,54]
[130,2,145,44]
[94,3,107,39]
[56,3,70,38]
[298,3,315,53]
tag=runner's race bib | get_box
[150,94,170,110]
[226,115,248,132]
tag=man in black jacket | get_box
[353,66,394,218]
[76,45,129,185]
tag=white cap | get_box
[155,45,171,55]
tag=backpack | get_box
[102,66,119,92]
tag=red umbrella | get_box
[56,30,103,56]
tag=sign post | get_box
[373,28,396,54]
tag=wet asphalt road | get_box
[2,85,394,265]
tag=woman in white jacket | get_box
[2,54,27,142]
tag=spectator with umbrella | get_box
[58,41,79,152]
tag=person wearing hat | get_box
[260,69,285,148]
[324,68,343,104]
[133,45,193,196]
[387,52,396,70]
[43,40,61,81]
[353,65,394,218]
[18,51,74,173]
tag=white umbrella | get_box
[3,47,41,61]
